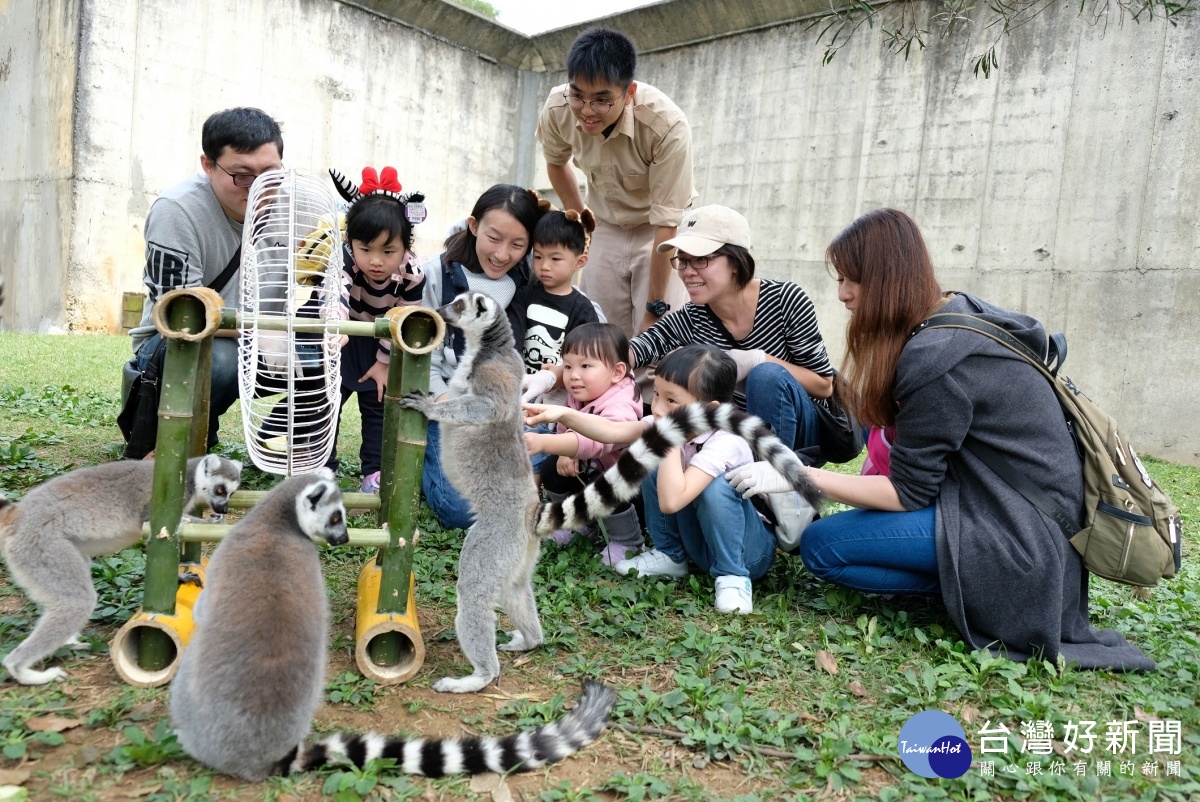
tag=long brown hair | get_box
[827,208,943,428]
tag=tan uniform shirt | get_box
[537,81,694,229]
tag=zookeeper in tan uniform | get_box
[537,27,695,393]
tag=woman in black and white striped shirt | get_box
[630,205,837,463]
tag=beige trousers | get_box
[579,219,688,400]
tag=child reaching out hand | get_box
[524,323,644,566]
[526,344,786,614]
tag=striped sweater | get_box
[629,278,834,408]
[339,247,426,363]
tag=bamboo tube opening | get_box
[355,562,424,684]
[152,287,225,340]
[110,615,184,687]
[386,306,444,356]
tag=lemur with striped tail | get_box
[401,291,822,695]
[168,469,616,781]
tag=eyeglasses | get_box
[213,161,276,189]
[562,89,625,115]
[671,255,713,272]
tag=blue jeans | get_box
[421,420,475,531]
[800,506,940,595]
[136,333,239,450]
[744,362,821,459]
[641,469,775,580]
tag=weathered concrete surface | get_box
[57,0,524,332]
[2,0,1197,463]
[0,0,79,332]
[525,1,1200,465]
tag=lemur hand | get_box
[727,349,766,383]
[520,369,558,403]
[400,390,436,416]
[725,461,796,498]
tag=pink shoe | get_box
[548,528,575,545]
[600,542,636,567]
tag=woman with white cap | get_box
[628,204,841,543]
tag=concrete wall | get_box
[56,0,525,331]
[0,0,79,332]
[2,0,1197,463]
[523,2,1200,465]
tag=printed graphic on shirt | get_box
[145,241,197,295]
[522,303,570,374]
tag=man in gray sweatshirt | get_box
[129,107,284,449]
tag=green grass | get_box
[0,331,1197,801]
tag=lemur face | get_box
[439,292,497,333]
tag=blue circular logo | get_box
[898,710,972,778]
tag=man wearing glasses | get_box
[536,28,694,397]
[129,107,284,450]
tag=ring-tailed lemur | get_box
[0,454,242,685]
[402,292,823,695]
[169,469,615,781]
[533,402,823,538]
[400,291,546,693]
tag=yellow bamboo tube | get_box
[110,563,207,687]
[355,559,424,684]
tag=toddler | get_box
[525,323,644,565]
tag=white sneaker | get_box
[714,575,753,614]
[614,549,688,578]
[768,492,817,552]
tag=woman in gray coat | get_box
[728,208,1152,671]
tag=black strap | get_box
[963,438,1080,538]
[206,246,242,295]
[915,313,1079,538]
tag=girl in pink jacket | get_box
[525,323,645,566]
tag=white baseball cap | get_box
[657,205,752,256]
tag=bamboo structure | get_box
[109,292,445,687]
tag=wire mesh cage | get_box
[238,169,344,475]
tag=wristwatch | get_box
[646,299,670,318]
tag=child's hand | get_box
[523,403,566,426]
[338,334,349,349]
[525,431,545,457]
[556,456,580,478]
[360,360,390,403]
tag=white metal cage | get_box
[238,169,344,475]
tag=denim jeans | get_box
[641,468,775,580]
[744,362,821,457]
[136,333,239,450]
[421,420,476,531]
[800,505,940,595]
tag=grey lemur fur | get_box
[402,292,824,695]
[400,291,545,693]
[169,469,616,781]
[0,454,242,685]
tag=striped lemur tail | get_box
[535,403,823,537]
[274,680,615,777]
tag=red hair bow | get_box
[359,166,402,196]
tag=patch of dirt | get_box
[1,607,814,801]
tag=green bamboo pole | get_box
[138,297,206,671]
[370,310,438,666]
[180,336,214,565]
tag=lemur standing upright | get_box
[169,469,615,781]
[1,455,242,684]
[403,291,823,694]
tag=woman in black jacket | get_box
[729,208,1153,670]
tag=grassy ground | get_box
[0,331,1197,801]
